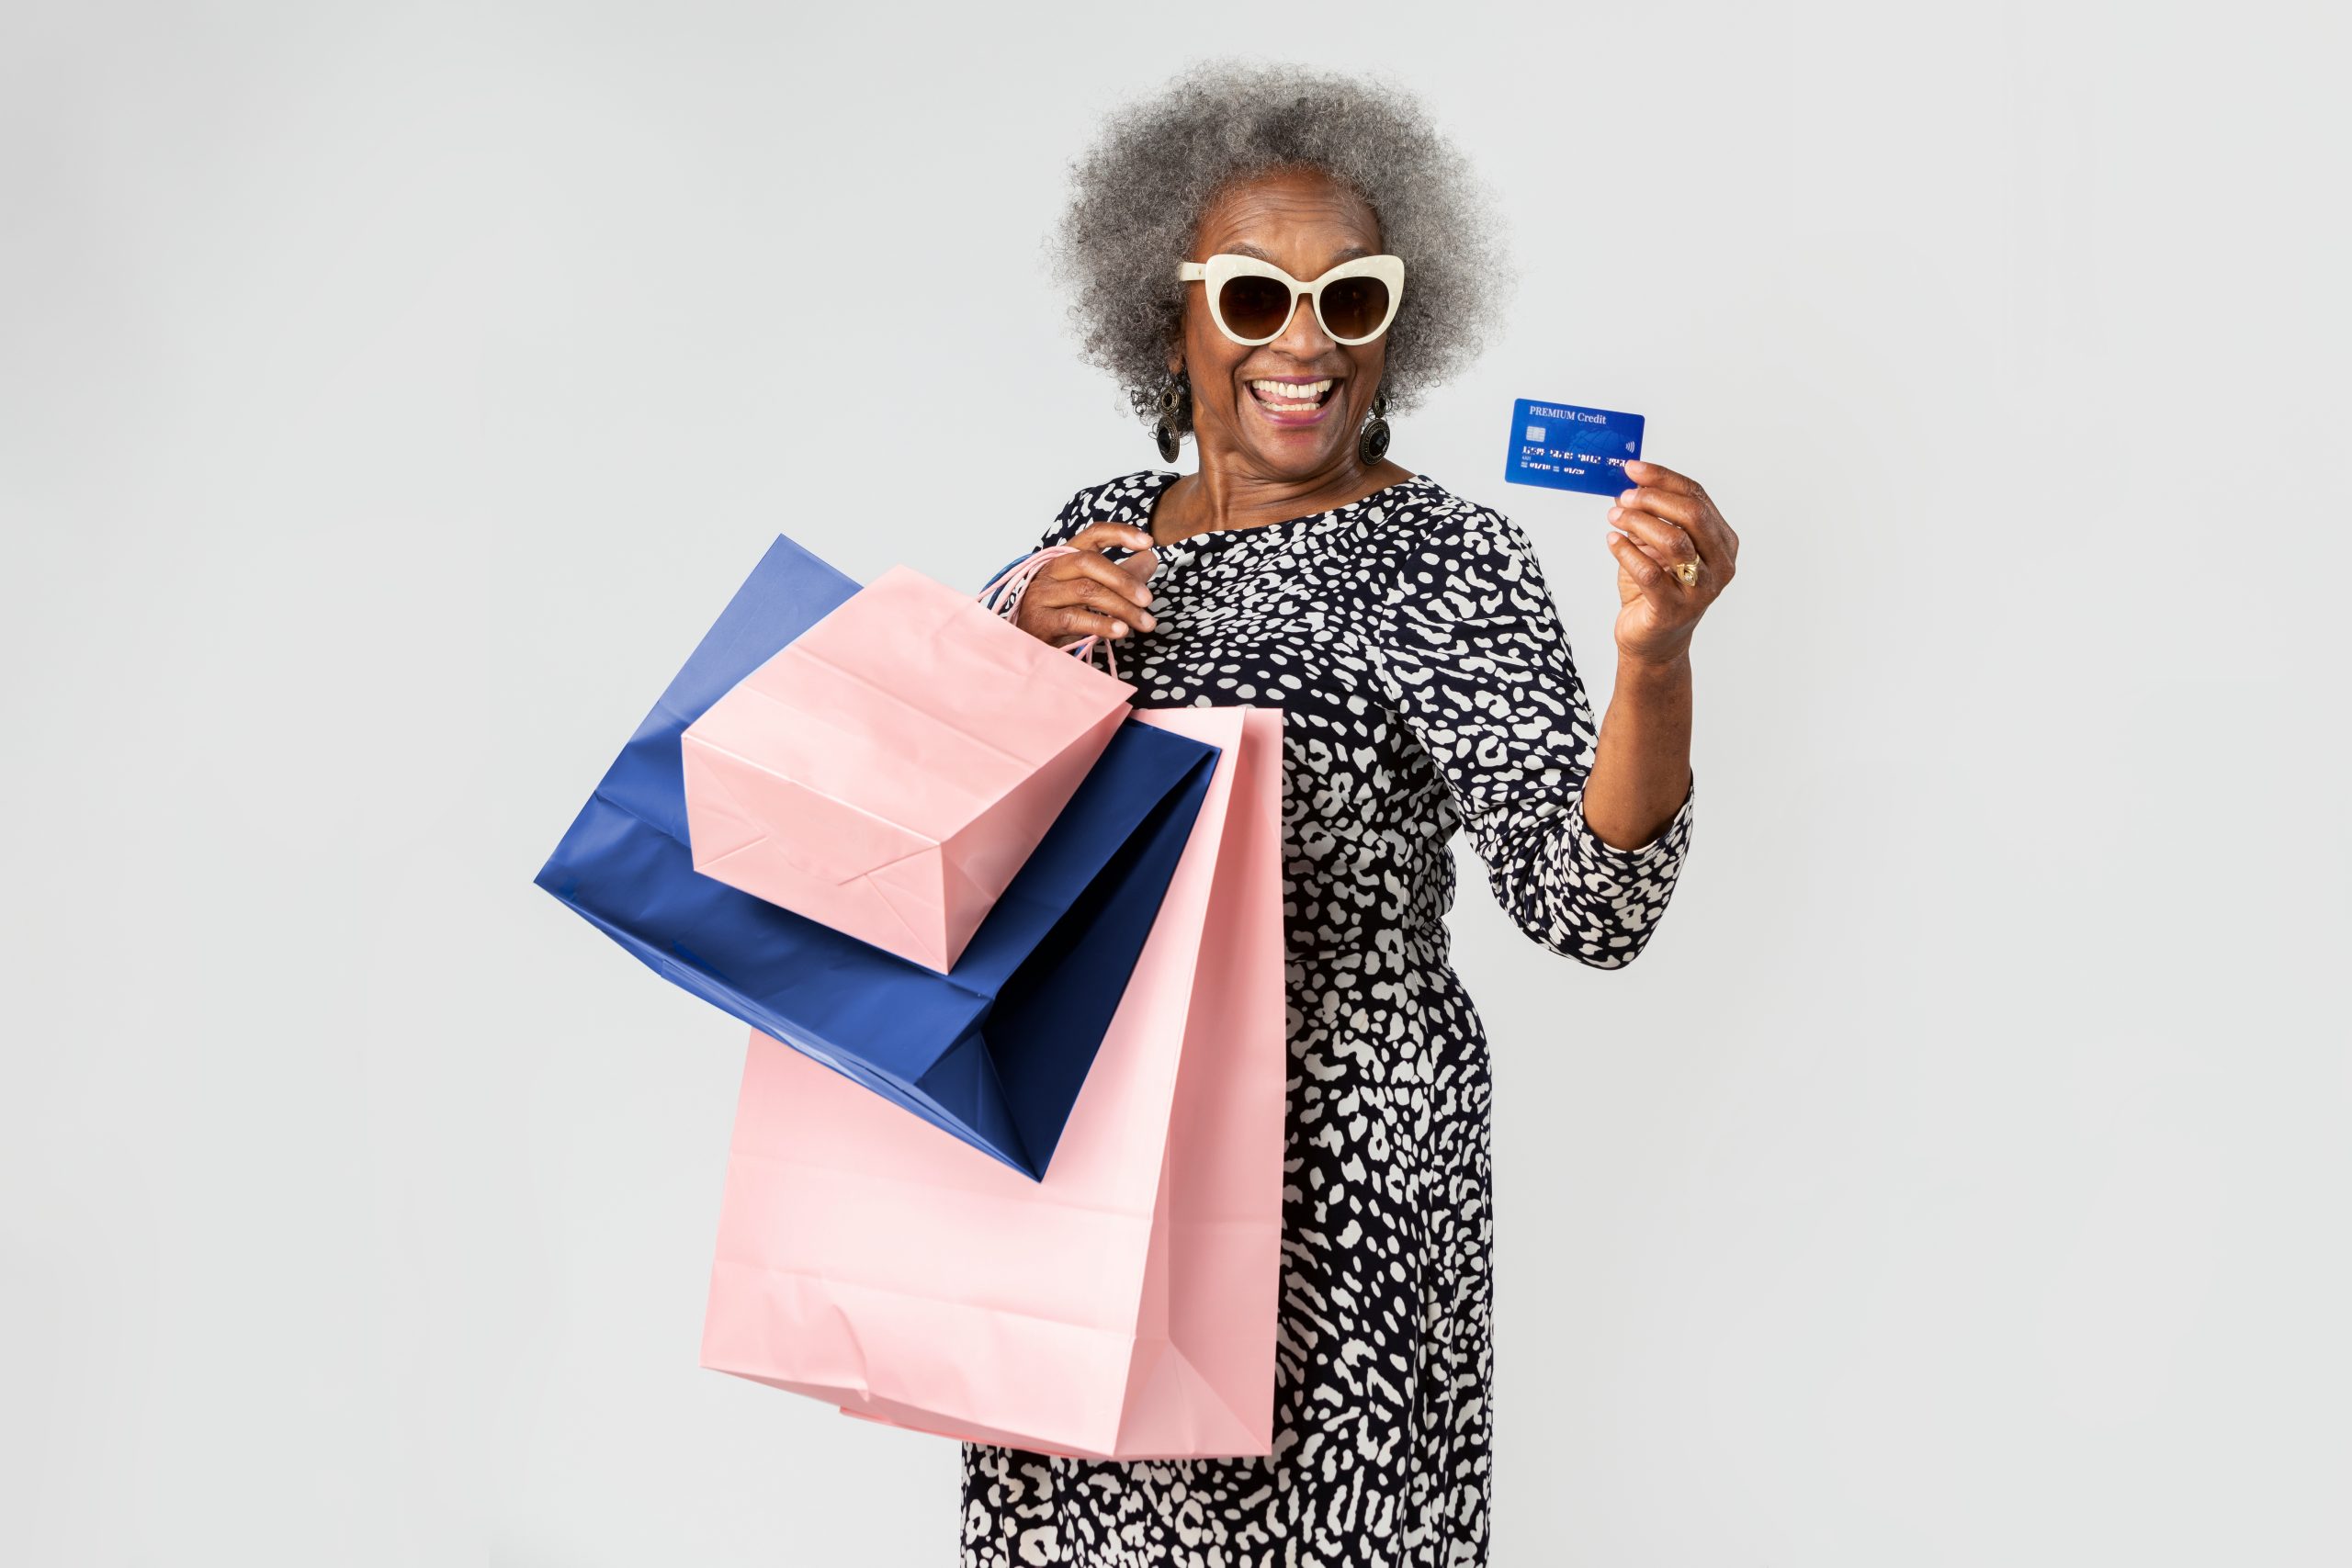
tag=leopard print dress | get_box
[958,469,1697,1567]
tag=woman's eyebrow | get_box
[1227,243,1375,263]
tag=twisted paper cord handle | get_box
[978,545,1121,679]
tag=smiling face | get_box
[1172,165,1390,486]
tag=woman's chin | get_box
[1234,393,1351,468]
[1240,432,1346,476]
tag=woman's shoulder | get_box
[1369,473,1537,566]
[1362,473,1558,622]
[1032,468,1179,549]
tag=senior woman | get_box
[962,63,1735,1568]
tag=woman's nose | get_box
[1272,290,1335,355]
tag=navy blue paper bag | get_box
[536,536,1218,1179]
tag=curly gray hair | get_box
[1049,60,1512,432]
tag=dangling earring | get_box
[1154,370,1190,463]
[1356,389,1392,467]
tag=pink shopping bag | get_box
[699,706,1286,1460]
[679,553,1133,974]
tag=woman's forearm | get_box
[1581,650,1695,851]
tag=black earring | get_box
[1154,371,1190,463]
[1357,389,1391,467]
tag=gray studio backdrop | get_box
[3,3,2343,1564]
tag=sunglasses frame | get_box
[1175,254,1407,347]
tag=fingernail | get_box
[1140,613,1157,630]
[1619,490,1638,504]
[1607,505,1623,521]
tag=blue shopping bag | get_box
[535,536,1218,1179]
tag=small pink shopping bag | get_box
[679,552,1132,974]
[699,706,1287,1460]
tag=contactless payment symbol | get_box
[1504,399,1645,497]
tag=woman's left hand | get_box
[1603,458,1738,666]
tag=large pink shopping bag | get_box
[679,551,1133,974]
[699,706,1286,1460]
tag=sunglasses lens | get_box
[1318,276,1391,340]
[1216,275,1294,340]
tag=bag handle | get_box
[978,546,1122,678]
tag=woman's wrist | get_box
[1614,644,1692,688]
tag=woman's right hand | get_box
[1011,522,1160,648]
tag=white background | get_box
[4,2,2345,1563]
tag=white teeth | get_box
[1250,378,1333,403]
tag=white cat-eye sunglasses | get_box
[1176,254,1407,347]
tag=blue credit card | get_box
[1503,399,1645,496]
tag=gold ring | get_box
[1670,559,1702,588]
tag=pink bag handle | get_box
[978,546,1122,678]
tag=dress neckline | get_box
[1140,470,1436,549]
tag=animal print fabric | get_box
[958,470,1695,1567]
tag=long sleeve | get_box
[1367,499,1695,968]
